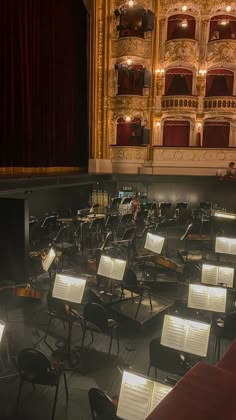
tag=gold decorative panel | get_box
[162,96,199,112]
[112,38,152,59]
[204,97,236,114]
[164,39,199,68]
[152,147,236,164]
[110,146,148,161]
[109,96,149,111]
[207,41,236,67]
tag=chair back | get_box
[18,348,52,380]
[122,267,138,290]
[122,227,135,241]
[88,388,117,419]
[149,338,188,376]
[53,224,76,243]
[83,303,109,331]
[223,311,236,338]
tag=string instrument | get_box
[0,283,43,300]
[150,255,178,272]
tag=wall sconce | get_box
[197,122,202,131]
[155,68,165,75]
[198,69,207,76]
[124,115,132,122]
[182,5,187,12]
[156,121,161,127]
[225,5,232,12]
[126,58,132,66]
[181,19,188,28]
[128,0,134,7]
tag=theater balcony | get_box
[164,39,199,68]
[112,36,151,60]
[206,40,236,67]
[161,95,199,113]
[110,145,148,174]
[203,97,236,113]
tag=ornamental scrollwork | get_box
[110,146,148,161]
[207,41,236,67]
[164,40,199,68]
[112,38,151,59]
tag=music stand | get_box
[188,284,227,314]
[0,321,5,371]
[97,255,127,300]
[42,248,56,279]
[144,232,165,254]
[201,263,234,289]
[215,236,236,257]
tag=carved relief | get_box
[207,41,236,67]
[153,148,236,163]
[109,96,149,111]
[164,40,199,68]
[112,38,152,59]
[110,146,148,161]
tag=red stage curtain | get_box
[206,69,234,96]
[0,0,88,167]
[163,120,190,146]
[209,15,236,40]
[116,118,141,146]
[165,68,193,95]
[203,122,230,147]
[167,14,196,40]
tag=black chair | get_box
[88,388,120,420]
[214,311,236,360]
[81,303,119,357]
[120,267,152,319]
[147,338,190,378]
[16,348,68,420]
[51,224,77,253]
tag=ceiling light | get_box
[124,115,132,122]
[182,5,187,12]
[181,19,188,27]
[126,58,132,66]
[226,6,232,12]
[128,0,134,7]
[219,19,229,25]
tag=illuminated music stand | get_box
[42,248,56,279]
[144,233,165,255]
[97,255,127,300]
[201,263,234,289]
[188,284,227,314]
[215,236,236,264]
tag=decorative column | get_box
[197,70,206,114]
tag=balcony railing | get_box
[161,96,198,111]
[164,38,199,67]
[204,97,236,112]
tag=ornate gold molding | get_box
[161,96,199,112]
[164,39,200,68]
[204,97,236,114]
[110,146,148,161]
[152,147,236,163]
[207,40,236,67]
[112,38,152,59]
[109,95,149,111]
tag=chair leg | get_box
[16,379,24,414]
[81,326,86,348]
[63,373,69,401]
[116,327,120,355]
[135,295,142,319]
[108,332,113,358]
[148,291,153,312]
[52,381,60,420]
[44,316,53,344]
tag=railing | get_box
[161,96,199,111]
[203,97,236,112]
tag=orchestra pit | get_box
[1,1,236,420]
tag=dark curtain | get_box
[118,65,143,95]
[167,14,196,40]
[163,120,190,146]
[119,10,144,38]
[116,118,141,146]
[165,68,192,95]
[0,0,88,167]
[206,69,234,96]
[209,15,236,40]
[203,122,230,147]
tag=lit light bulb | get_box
[128,0,134,7]
[156,122,161,127]
[226,5,232,12]
[126,58,132,66]
[182,5,187,12]
[181,19,188,27]
[220,19,229,26]
[125,115,132,122]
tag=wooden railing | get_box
[161,96,199,111]
[203,97,236,112]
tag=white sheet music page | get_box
[117,371,153,420]
[161,315,186,352]
[188,284,208,310]
[218,266,234,288]
[52,274,86,304]
[207,286,226,313]
[229,238,236,255]
[150,382,172,413]
[201,264,218,286]
[42,248,56,271]
[144,233,165,254]
[97,255,126,280]
[184,320,210,357]
[215,237,230,254]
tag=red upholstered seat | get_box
[216,339,236,376]
[146,362,236,420]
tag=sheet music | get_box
[144,233,165,255]
[161,315,186,352]
[117,371,153,420]
[150,382,172,413]
[42,248,56,271]
[188,284,226,313]
[218,266,234,288]
[117,371,173,420]
[52,274,86,304]
[0,322,5,342]
[201,264,218,285]
[215,237,236,255]
[97,255,126,280]
[161,315,210,357]
[184,320,210,357]
[188,284,208,310]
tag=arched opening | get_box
[165,68,193,95]
[209,15,236,40]
[206,69,234,96]
[116,117,142,146]
[203,121,230,147]
[167,14,196,40]
[117,64,145,95]
[163,120,190,146]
